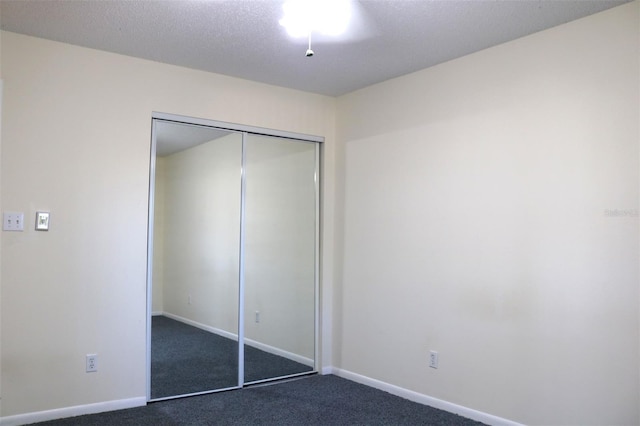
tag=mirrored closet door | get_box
[243,135,317,384]
[147,114,320,401]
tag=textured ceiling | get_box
[0,0,630,97]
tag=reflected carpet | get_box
[152,315,313,399]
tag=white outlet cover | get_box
[429,350,439,369]
[86,354,98,372]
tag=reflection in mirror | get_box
[150,121,242,399]
[148,117,320,401]
[243,135,317,383]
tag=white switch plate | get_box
[35,211,50,231]
[3,212,24,231]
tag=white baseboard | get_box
[320,366,334,375]
[161,312,314,367]
[0,397,146,426]
[243,338,314,367]
[328,367,522,426]
[1,370,519,425]
[162,311,238,340]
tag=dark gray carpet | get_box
[32,375,486,425]
[152,316,313,399]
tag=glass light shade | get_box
[279,0,352,38]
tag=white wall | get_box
[155,132,316,361]
[151,157,165,314]
[243,136,317,360]
[0,19,4,421]
[1,2,637,424]
[334,3,639,425]
[0,31,335,419]
[159,133,242,334]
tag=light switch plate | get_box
[35,211,50,231]
[3,212,24,231]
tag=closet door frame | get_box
[146,112,323,401]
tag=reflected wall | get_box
[159,133,241,334]
[151,127,242,398]
[244,135,317,382]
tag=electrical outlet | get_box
[86,354,98,372]
[429,350,438,369]
[255,311,260,323]
[188,294,192,305]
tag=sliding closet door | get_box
[150,121,242,399]
[148,114,321,401]
[242,135,318,383]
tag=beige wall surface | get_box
[159,133,242,334]
[0,13,3,420]
[243,135,317,360]
[0,1,638,424]
[335,2,639,425]
[156,132,317,361]
[151,157,166,314]
[0,31,335,417]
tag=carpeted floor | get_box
[33,375,487,425]
[152,316,313,399]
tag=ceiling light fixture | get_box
[279,0,353,57]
